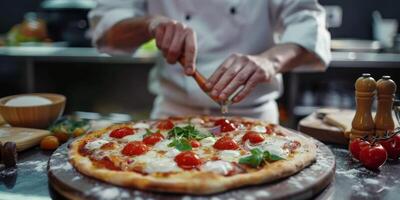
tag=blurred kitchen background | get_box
[0,0,399,127]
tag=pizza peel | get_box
[48,128,335,200]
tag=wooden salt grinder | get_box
[350,73,376,140]
[375,76,397,137]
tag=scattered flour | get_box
[254,190,270,197]
[364,178,380,185]
[71,176,80,181]
[181,196,192,200]
[18,160,47,172]
[50,162,73,171]
[99,188,120,200]
[243,195,255,200]
[336,168,360,179]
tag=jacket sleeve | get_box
[88,0,147,48]
[274,0,331,69]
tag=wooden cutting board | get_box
[0,114,5,126]
[299,108,399,145]
[0,127,50,151]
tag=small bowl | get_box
[0,93,66,129]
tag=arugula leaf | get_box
[143,129,155,138]
[239,149,264,168]
[167,125,212,141]
[168,138,192,151]
[239,148,285,168]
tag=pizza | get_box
[69,116,316,194]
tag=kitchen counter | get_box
[1,143,399,200]
[1,47,400,67]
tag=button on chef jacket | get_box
[89,0,331,118]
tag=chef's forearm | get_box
[259,43,322,73]
[97,16,154,53]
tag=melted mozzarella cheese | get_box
[133,150,181,173]
[251,125,266,133]
[132,122,150,129]
[190,118,204,124]
[200,137,216,147]
[85,139,109,151]
[219,150,241,162]
[153,139,173,151]
[144,158,182,173]
[200,160,233,175]
[120,129,146,142]
[165,148,180,158]
[261,136,291,159]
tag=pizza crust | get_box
[69,118,316,194]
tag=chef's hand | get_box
[205,54,278,103]
[148,16,197,75]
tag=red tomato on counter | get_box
[380,134,400,160]
[359,143,387,170]
[349,138,370,160]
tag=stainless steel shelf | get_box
[0,47,155,64]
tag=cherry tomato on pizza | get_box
[156,120,175,130]
[174,151,202,169]
[214,136,239,150]
[122,141,148,156]
[214,119,236,132]
[110,127,135,139]
[143,132,164,145]
[242,131,265,144]
[189,140,201,148]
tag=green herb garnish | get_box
[168,138,192,151]
[167,125,212,140]
[167,125,212,151]
[239,148,284,168]
[143,128,155,138]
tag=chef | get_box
[89,0,331,123]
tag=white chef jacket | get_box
[89,0,331,121]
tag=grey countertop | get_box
[0,47,400,68]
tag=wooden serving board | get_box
[0,127,50,151]
[299,108,399,145]
[48,130,336,200]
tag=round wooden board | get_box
[48,130,335,200]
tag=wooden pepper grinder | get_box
[375,76,397,137]
[350,73,377,140]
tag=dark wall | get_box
[0,1,399,39]
[321,0,400,39]
[0,0,42,33]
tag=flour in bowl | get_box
[5,96,52,107]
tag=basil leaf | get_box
[168,138,192,151]
[239,148,263,168]
[143,129,154,138]
[175,139,192,151]
[263,151,284,161]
